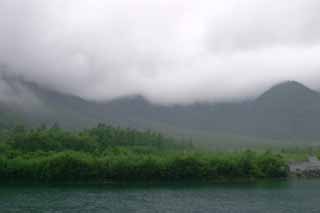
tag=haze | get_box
[1,0,320,104]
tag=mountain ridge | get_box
[1,78,320,141]
[256,80,320,107]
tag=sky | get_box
[1,0,320,104]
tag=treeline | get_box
[0,124,289,183]
[0,150,288,182]
[0,123,188,153]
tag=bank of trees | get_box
[0,124,288,183]
[3,123,183,152]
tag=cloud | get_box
[0,0,320,104]
[0,69,45,110]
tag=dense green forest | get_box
[0,124,290,183]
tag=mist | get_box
[1,0,320,104]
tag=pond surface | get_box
[0,179,319,212]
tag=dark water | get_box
[0,179,320,212]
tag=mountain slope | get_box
[1,78,320,141]
[256,81,320,107]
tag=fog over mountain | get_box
[1,0,320,104]
[1,76,320,142]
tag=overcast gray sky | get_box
[1,0,320,104]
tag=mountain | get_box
[1,77,320,142]
[256,81,320,107]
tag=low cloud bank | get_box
[1,0,320,104]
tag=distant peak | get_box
[256,80,319,104]
[272,80,308,89]
[261,80,313,94]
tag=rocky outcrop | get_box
[290,156,320,177]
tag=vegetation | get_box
[3,79,320,145]
[0,124,289,183]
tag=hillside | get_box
[1,78,320,142]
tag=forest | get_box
[0,124,289,183]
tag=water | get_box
[0,179,319,212]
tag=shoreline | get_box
[289,156,320,177]
[0,176,318,186]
